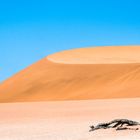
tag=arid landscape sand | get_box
[0,46,140,102]
[0,46,140,139]
[0,98,140,140]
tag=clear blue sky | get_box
[0,0,140,82]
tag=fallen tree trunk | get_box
[90,119,140,132]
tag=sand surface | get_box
[0,98,140,140]
[0,46,140,102]
[48,46,140,64]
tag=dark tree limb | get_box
[89,119,140,132]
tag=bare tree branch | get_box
[89,119,140,132]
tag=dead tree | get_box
[89,119,140,132]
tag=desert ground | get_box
[0,98,140,140]
[0,46,140,139]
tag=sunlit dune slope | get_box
[0,46,140,102]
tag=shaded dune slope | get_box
[0,46,140,102]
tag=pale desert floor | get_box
[0,98,140,140]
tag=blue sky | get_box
[0,0,140,82]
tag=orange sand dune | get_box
[0,46,140,102]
